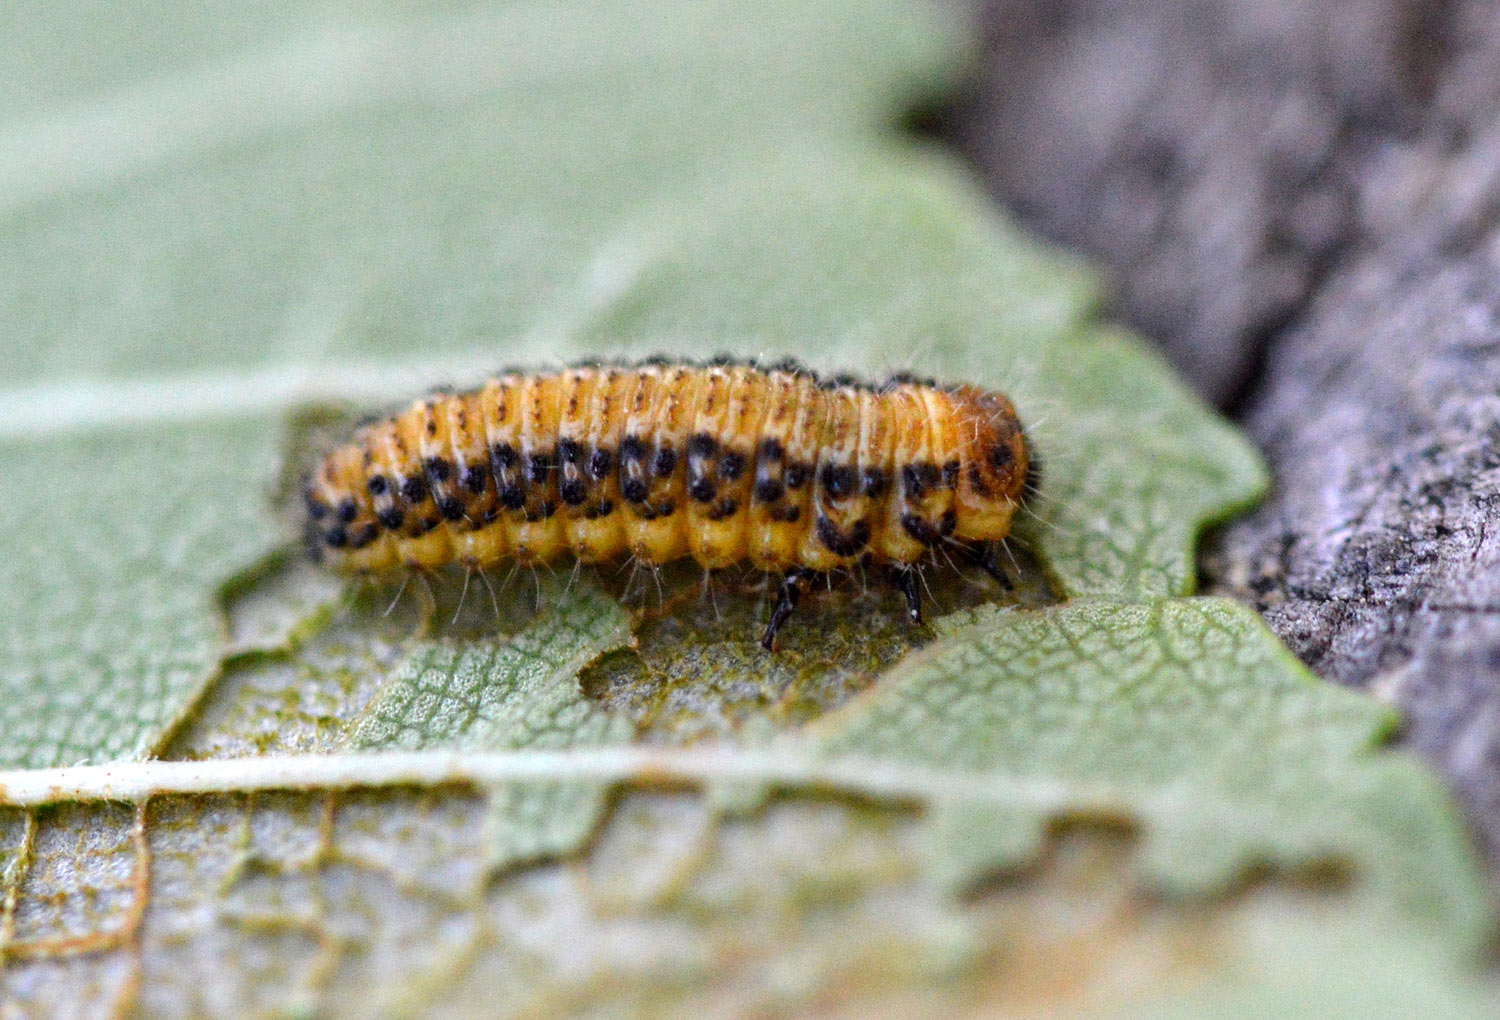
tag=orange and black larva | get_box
[303,357,1036,649]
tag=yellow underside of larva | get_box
[304,360,1030,576]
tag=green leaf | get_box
[919,800,1045,895]
[0,0,963,387]
[346,576,634,753]
[811,599,1489,952]
[1107,915,1500,1020]
[347,576,636,868]
[1023,327,1270,598]
[0,418,283,768]
[479,779,615,873]
[6,786,1495,1019]
[0,0,1254,773]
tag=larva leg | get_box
[964,542,1014,591]
[412,568,439,637]
[891,565,923,625]
[760,567,816,651]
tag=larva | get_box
[303,357,1035,649]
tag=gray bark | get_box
[944,0,1500,859]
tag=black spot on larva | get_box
[816,515,870,556]
[861,467,888,498]
[336,498,357,523]
[620,435,647,462]
[526,453,553,483]
[769,504,801,523]
[490,443,518,471]
[882,370,936,389]
[769,356,804,374]
[689,477,717,503]
[596,498,614,516]
[901,513,939,546]
[498,484,525,510]
[757,438,785,462]
[583,499,614,520]
[523,500,558,523]
[461,466,487,494]
[560,479,588,506]
[480,506,500,524]
[635,503,660,521]
[307,499,328,521]
[653,447,677,477]
[377,507,405,530]
[418,515,442,534]
[350,524,380,549]
[939,508,957,536]
[622,478,649,504]
[324,526,349,548]
[707,353,736,366]
[989,443,1014,471]
[707,497,739,521]
[558,438,583,464]
[367,475,388,496]
[656,499,676,516]
[588,447,613,479]
[719,450,746,481]
[686,433,718,460]
[423,456,453,483]
[820,463,855,499]
[968,463,991,496]
[401,476,428,504]
[754,478,785,503]
[785,463,811,489]
[438,496,465,521]
[901,462,939,498]
[942,460,960,488]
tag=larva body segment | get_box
[304,358,1033,647]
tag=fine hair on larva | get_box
[303,355,1037,649]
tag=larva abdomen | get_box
[304,358,1031,642]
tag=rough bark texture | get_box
[942,0,1500,860]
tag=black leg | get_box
[966,542,1014,591]
[761,568,815,651]
[892,565,922,625]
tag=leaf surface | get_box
[347,577,636,868]
[812,599,1487,948]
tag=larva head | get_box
[950,385,1031,542]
